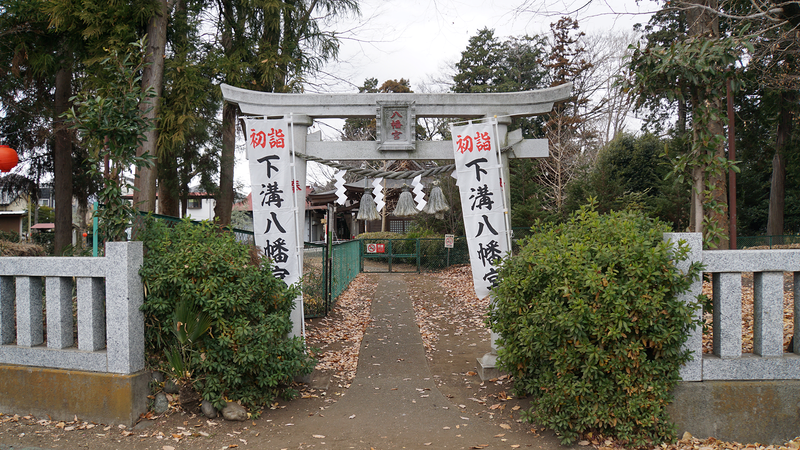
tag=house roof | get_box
[233,193,252,212]
[31,223,55,230]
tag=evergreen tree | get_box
[157,0,220,217]
[0,0,86,253]
[213,0,359,226]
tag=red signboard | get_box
[366,243,386,254]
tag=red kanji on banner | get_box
[475,131,491,152]
[250,129,267,148]
[456,134,473,153]
[268,128,285,148]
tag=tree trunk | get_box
[767,91,794,236]
[133,0,169,212]
[708,98,729,249]
[53,63,73,255]
[214,102,236,226]
[157,153,180,217]
[690,166,704,233]
[687,0,729,247]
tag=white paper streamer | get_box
[412,174,427,211]
[334,169,347,205]
[372,177,385,212]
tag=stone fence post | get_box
[663,232,703,382]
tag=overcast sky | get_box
[309,0,662,94]
[236,0,663,188]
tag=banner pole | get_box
[492,117,513,255]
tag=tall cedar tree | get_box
[133,0,174,212]
[0,0,86,254]
[451,28,552,225]
[213,0,358,226]
[539,17,593,213]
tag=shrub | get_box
[489,204,702,446]
[138,218,314,411]
[31,231,54,255]
[0,240,45,256]
[0,230,20,243]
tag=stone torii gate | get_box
[220,82,572,339]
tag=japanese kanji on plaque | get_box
[376,101,416,151]
[246,118,302,288]
[452,119,511,299]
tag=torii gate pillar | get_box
[287,114,312,338]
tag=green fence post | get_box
[92,201,99,257]
[388,240,393,273]
[416,238,421,273]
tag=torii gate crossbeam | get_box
[221,83,572,119]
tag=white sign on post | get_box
[451,119,511,299]
[245,118,303,288]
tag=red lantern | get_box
[0,145,18,172]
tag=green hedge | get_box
[139,218,314,411]
[489,205,702,445]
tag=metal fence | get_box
[302,243,327,318]
[361,237,470,273]
[332,240,361,299]
[302,240,361,319]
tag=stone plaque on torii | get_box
[220,82,573,338]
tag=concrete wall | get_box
[669,380,800,444]
[0,242,147,426]
[664,233,800,443]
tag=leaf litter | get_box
[701,272,795,354]
[305,273,376,383]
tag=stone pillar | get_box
[104,241,144,374]
[46,277,74,349]
[753,271,785,356]
[712,272,742,358]
[288,114,311,338]
[77,277,106,351]
[0,277,14,345]
[663,232,703,381]
[16,276,42,347]
[477,114,511,379]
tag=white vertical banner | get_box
[246,118,302,288]
[451,119,510,299]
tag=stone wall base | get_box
[0,364,149,427]
[668,380,800,444]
